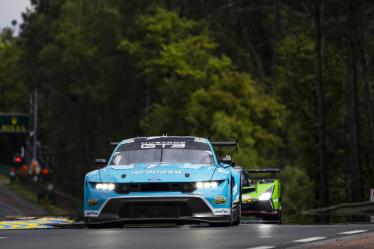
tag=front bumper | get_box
[85,196,231,224]
[241,200,280,217]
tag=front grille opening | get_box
[119,202,193,218]
[243,200,273,212]
[116,183,196,193]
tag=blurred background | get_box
[0,0,373,217]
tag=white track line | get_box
[338,229,368,235]
[293,237,326,243]
[246,246,275,249]
[0,237,7,240]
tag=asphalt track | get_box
[1,223,374,249]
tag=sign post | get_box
[32,90,38,161]
[0,113,29,133]
[370,189,374,202]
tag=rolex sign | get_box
[0,113,29,133]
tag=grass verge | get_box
[0,174,72,216]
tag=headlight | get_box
[259,192,272,200]
[95,183,115,191]
[196,181,219,189]
[258,186,274,201]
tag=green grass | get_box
[0,174,71,216]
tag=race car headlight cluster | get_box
[196,181,219,189]
[259,187,273,201]
[95,183,115,191]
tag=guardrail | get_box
[304,201,374,215]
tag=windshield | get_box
[111,149,214,165]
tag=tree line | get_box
[0,0,373,213]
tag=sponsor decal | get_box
[213,208,231,215]
[130,170,182,175]
[87,199,98,206]
[141,141,185,149]
[232,185,238,196]
[84,210,100,217]
[214,196,226,204]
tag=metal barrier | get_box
[304,201,374,215]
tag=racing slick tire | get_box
[275,210,282,223]
[231,204,241,226]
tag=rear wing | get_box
[211,141,238,152]
[111,140,239,150]
[244,168,280,180]
[245,168,280,173]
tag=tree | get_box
[346,0,363,202]
[313,0,329,207]
[120,8,284,167]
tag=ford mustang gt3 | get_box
[84,136,241,227]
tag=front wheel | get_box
[231,204,241,226]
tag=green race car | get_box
[240,168,281,220]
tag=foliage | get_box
[0,29,27,111]
[120,8,284,168]
[281,165,314,213]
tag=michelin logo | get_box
[213,208,231,215]
[84,210,100,217]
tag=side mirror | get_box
[220,155,232,164]
[95,159,107,168]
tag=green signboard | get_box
[0,113,29,133]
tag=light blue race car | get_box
[84,136,241,227]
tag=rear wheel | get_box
[275,210,282,223]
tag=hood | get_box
[99,162,217,183]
